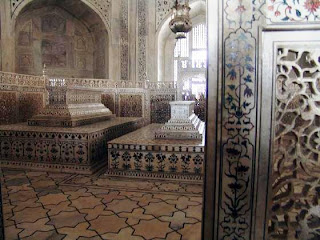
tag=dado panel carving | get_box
[119,94,143,118]
[0,92,18,124]
[268,46,320,239]
[18,92,44,122]
[150,94,175,123]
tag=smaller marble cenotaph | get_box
[155,101,204,139]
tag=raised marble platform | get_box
[0,117,144,174]
[107,124,204,180]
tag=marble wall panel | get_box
[119,94,143,118]
[101,92,116,114]
[18,92,44,122]
[0,91,18,125]
[150,94,175,123]
[15,7,95,78]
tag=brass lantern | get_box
[169,0,192,39]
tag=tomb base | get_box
[107,124,204,179]
[0,117,144,174]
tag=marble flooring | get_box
[1,169,203,240]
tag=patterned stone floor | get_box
[1,169,203,240]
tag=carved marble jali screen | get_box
[268,45,320,239]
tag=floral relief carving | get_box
[268,47,320,239]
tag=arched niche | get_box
[14,0,110,79]
[156,1,206,82]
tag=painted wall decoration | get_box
[268,46,320,239]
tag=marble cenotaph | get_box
[155,101,204,140]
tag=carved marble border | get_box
[120,0,129,80]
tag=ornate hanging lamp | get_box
[169,0,192,39]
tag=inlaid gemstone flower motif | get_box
[304,0,320,13]
[122,151,131,169]
[145,152,154,172]
[133,152,143,171]
[267,0,320,22]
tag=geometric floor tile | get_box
[17,218,54,238]
[38,193,69,206]
[11,207,48,224]
[57,222,99,240]
[100,191,126,204]
[118,208,154,225]
[166,231,182,240]
[132,218,172,240]
[89,215,128,235]
[45,201,77,216]
[9,190,38,203]
[144,201,177,217]
[102,227,144,240]
[79,204,113,221]
[167,196,200,210]
[21,230,65,240]
[131,193,162,207]
[159,211,198,230]
[71,195,103,209]
[106,198,139,213]
[2,169,203,240]
[4,225,23,240]
[65,188,92,200]
[184,205,202,221]
[178,222,202,240]
[48,211,87,229]
[12,198,42,212]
